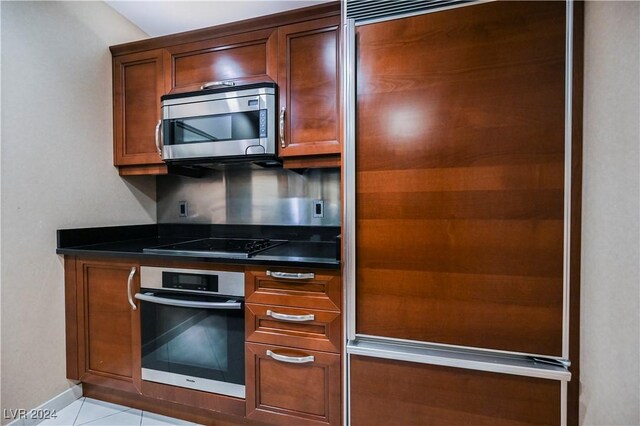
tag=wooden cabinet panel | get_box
[246,303,341,353]
[246,268,341,311]
[355,1,567,356]
[168,29,277,93]
[278,17,341,158]
[75,259,141,393]
[350,355,562,426]
[246,342,340,425]
[113,49,170,167]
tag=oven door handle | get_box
[134,293,242,310]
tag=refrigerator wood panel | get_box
[350,355,562,426]
[354,1,567,356]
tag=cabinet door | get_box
[350,355,563,426]
[278,17,341,158]
[113,49,169,167]
[76,259,141,393]
[168,28,277,94]
[355,1,567,357]
[246,342,341,425]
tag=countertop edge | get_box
[56,247,341,270]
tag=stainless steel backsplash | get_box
[157,166,341,226]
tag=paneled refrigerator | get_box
[343,1,582,424]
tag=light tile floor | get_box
[38,398,201,426]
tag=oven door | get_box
[136,290,245,398]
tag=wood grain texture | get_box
[113,49,170,167]
[118,164,168,176]
[109,2,340,56]
[141,380,245,418]
[246,303,341,353]
[246,268,341,311]
[246,342,341,425]
[168,28,277,94]
[278,16,341,157]
[355,1,568,356]
[283,155,341,169]
[64,257,79,380]
[75,259,141,394]
[350,356,561,426]
[83,384,261,426]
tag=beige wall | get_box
[581,1,640,425]
[0,1,152,417]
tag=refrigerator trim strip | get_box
[347,339,571,382]
[356,333,570,365]
[561,380,568,425]
[342,12,356,426]
[344,16,357,343]
[562,0,574,362]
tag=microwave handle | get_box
[154,120,163,156]
[134,292,242,310]
[201,81,236,90]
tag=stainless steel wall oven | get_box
[136,267,245,398]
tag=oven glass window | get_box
[140,292,244,386]
[167,111,261,144]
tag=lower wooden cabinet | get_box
[349,355,563,426]
[66,257,141,393]
[246,342,341,425]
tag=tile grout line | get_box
[76,407,137,426]
[72,398,86,426]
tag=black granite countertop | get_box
[56,224,341,269]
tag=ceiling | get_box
[105,0,333,38]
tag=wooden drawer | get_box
[246,303,341,353]
[245,268,341,311]
[246,342,341,425]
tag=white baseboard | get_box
[6,384,83,426]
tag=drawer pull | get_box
[266,310,315,322]
[266,271,315,280]
[266,350,315,364]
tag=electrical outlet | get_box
[179,201,189,217]
[313,199,324,218]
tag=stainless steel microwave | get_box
[158,82,276,163]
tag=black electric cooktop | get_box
[143,237,288,259]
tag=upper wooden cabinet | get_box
[277,16,341,160]
[167,28,277,94]
[110,3,341,174]
[113,49,170,174]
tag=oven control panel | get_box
[140,266,244,297]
